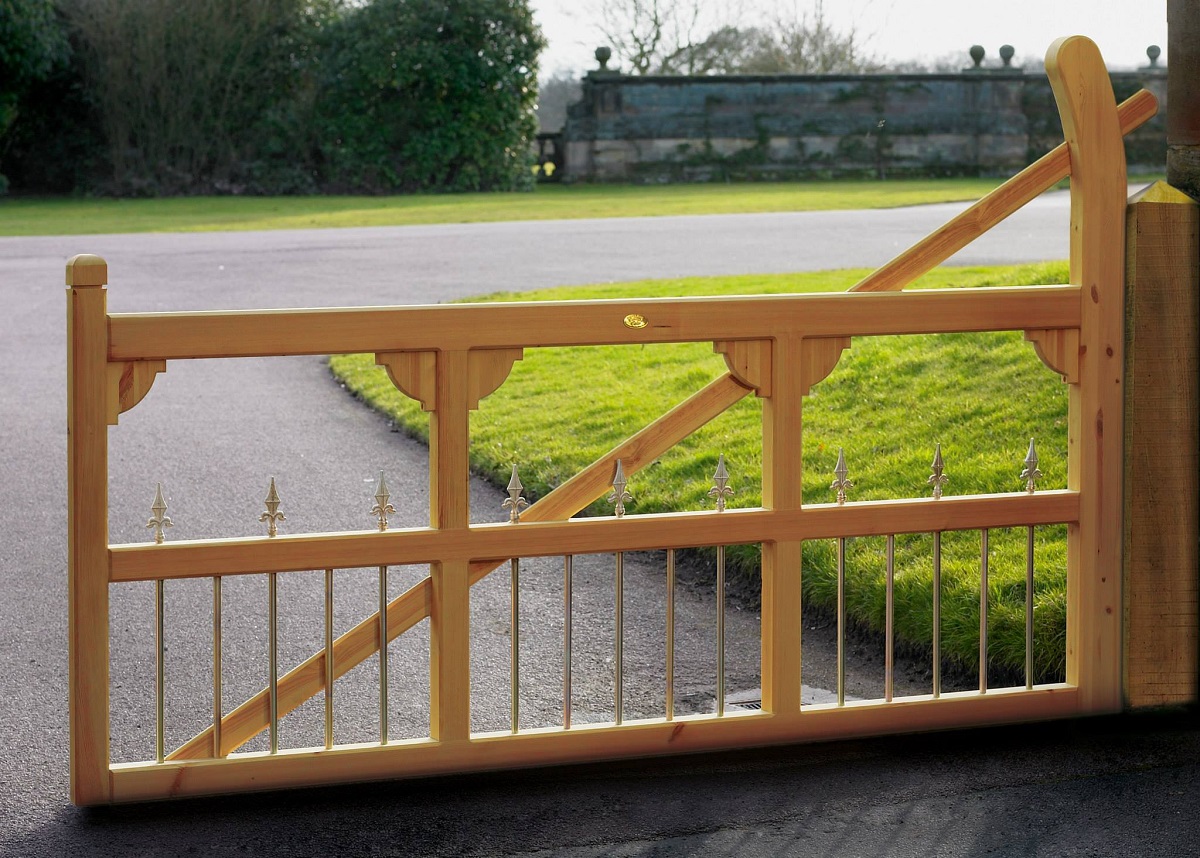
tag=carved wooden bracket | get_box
[715,337,850,397]
[1023,328,1080,383]
[106,360,165,425]
[799,337,851,396]
[376,348,524,412]
[714,339,771,396]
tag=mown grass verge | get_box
[330,261,1072,682]
[0,178,1005,236]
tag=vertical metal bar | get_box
[324,568,334,750]
[885,535,895,703]
[563,555,572,730]
[980,530,989,694]
[155,579,165,764]
[212,576,222,758]
[615,551,624,725]
[379,564,389,745]
[269,572,278,753]
[1026,525,1035,689]
[666,549,675,721]
[511,557,520,734]
[716,545,726,716]
[932,531,942,699]
[837,537,846,706]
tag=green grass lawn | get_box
[330,261,1073,684]
[0,178,1008,236]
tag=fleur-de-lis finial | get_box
[831,448,853,505]
[928,443,949,500]
[1020,438,1043,494]
[146,483,173,544]
[708,453,734,512]
[259,477,286,538]
[501,464,528,523]
[607,459,632,518]
[371,471,396,531]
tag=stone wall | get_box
[562,67,1167,182]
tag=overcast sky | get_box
[532,0,1168,77]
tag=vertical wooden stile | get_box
[66,254,112,806]
[429,349,472,741]
[1046,36,1127,713]
[1122,181,1200,707]
[760,335,804,714]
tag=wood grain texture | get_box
[430,350,472,741]
[114,685,1081,803]
[67,264,112,806]
[760,334,804,714]
[376,351,436,411]
[107,287,1082,359]
[1047,35,1127,713]
[106,360,165,425]
[111,492,1079,582]
[1023,329,1080,384]
[1122,181,1199,707]
[714,339,771,395]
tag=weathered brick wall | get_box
[563,69,1167,182]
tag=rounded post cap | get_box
[66,254,108,287]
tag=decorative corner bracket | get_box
[107,360,166,425]
[715,336,849,397]
[1023,328,1080,383]
[798,336,851,396]
[714,340,771,395]
[376,348,524,412]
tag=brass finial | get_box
[831,448,853,505]
[259,477,286,538]
[146,483,173,544]
[928,444,948,500]
[501,464,528,523]
[1020,439,1043,494]
[708,453,734,512]
[608,459,632,518]
[371,471,396,531]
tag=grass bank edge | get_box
[0,177,1007,236]
[330,261,1073,683]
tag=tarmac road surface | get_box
[4,187,1195,856]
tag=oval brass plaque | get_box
[623,313,648,329]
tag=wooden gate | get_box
[67,37,1157,804]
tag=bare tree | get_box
[585,0,738,74]
[585,0,876,76]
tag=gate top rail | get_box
[106,286,1080,360]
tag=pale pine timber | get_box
[112,492,1079,582]
[429,348,472,742]
[66,253,112,806]
[1122,181,1199,707]
[106,360,166,425]
[760,334,804,714]
[1023,329,1081,383]
[113,686,1079,803]
[851,89,1157,294]
[169,371,753,760]
[106,287,1082,359]
[1047,36,1127,713]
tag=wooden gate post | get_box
[429,349,472,741]
[66,254,112,805]
[1122,181,1200,707]
[760,334,803,715]
[1046,36,1127,713]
